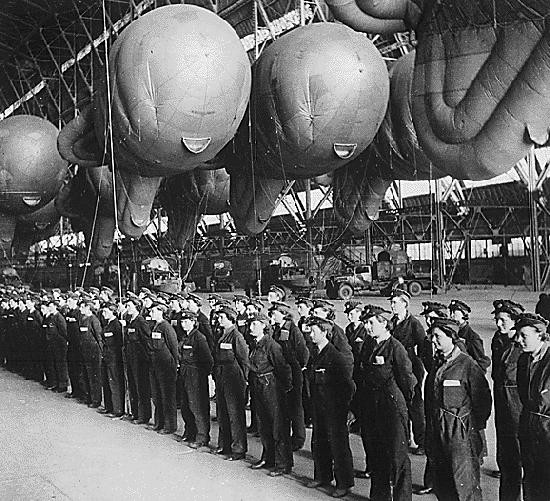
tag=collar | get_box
[443,345,462,363]
[532,342,549,364]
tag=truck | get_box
[325,249,437,300]
[259,254,315,297]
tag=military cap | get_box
[313,299,334,311]
[246,298,264,310]
[295,296,314,308]
[88,286,100,296]
[429,317,460,338]
[214,298,232,309]
[305,315,333,331]
[78,298,95,308]
[208,293,223,302]
[52,288,61,294]
[66,292,79,300]
[234,294,250,304]
[101,286,114,296]
[187,293,202,305]
[388,289,411,302]
[248,312,270,325]
[102,302,118,313]
[420,301,448,317]
[514,313,549,331]
[139,287,152,295]
[180,310,198,320]
[492,299,525,317]
[268,285,286,300]
[448,299,471,314]
[151,300,169,313]
[344,300,363,314]
[361,305,393,322]
[268,301,292,315]
[218,305,237,319]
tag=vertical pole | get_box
[305,179,313,276]
[364,227,372,264]
[465,234,471,285]
[529,146,541,291]
[434,180,446,289]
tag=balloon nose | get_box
[333,143,357,159]
[182,136,211,154]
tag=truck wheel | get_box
[408,281,422,296]
[338,284,354,300]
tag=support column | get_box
[434,180,446,289]
[529,147,542,291]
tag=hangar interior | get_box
[0,0,549,294]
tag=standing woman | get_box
[490,299,525,501]
[516,313,550,501]
[101,303,125,418]
[248,313,293,476]
[213,305,250,461]
[148,301,179,434]
[426,318,492,501]
[78,299,103,407]
[355,305,416,501]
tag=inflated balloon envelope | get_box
[57,4,251,239]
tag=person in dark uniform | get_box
[248,312,293,476]
[306,315,355,498]
[312,300,354,371]
[187,293,214,354]
[389,288,431,455]
[234,295,249,335]
[123,297,152,424]
[516,313,550,501]
[344,300,370,480]
[244,298,264,435]
[64,293,83,399]
[148,301,179,434]
[426,317,492,501]
[267,285,286,304]
[213,305,249,461]
[24,295,44,383]
[178,309,214,448]
[420,301,448,326]
[269,301,309,451]
[43,299,69,393]
[535,293,550,323]
[296,296,314,428]
[78,299,104,407]
[448,300,491,372]
[101,303,125,418]
[490,299,525,500]
[355,305,416,501]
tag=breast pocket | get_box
[442,379,466,409]
[151,331,163,351]
[217,342,235,363]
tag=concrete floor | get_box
[2,285,534,501]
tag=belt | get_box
[251,371,274,378]
[439,408,471,432]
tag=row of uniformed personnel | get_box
[1,284,549,500]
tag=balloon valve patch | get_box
[22,195,42,207]
[182,137,211,154]
[333,143,357,160]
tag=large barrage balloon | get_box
[0,115,67,215]
[95,4,251,176]
[231,23,389,179]
[58,4,250,241]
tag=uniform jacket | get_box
[215,325,249,381]
[272,319,309,380]
[148,319,179,366]
[458,323,490,372]
[178,327,214,372]
[249,334,292,392]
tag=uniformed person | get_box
[389,288,431,454]
[426,317,492,501]
[213,305,249,461]
[355,305,416,501]
[295,296,315,428]
[148,301,179,434]
[178,310,214,448]
[448,300,491,371]
[490,299,525,501]
[234,295,249,336]
[312,300,354,371]
[244,298,264,435]
[268,285,286,304]
[78,299,103,407]
[24,295,44,383]
[123,296,152,424]
[101,303,125,417]
[64,293,83,399]
[248,313,293,476]
[43,299,69,393]
[516,313,550,501]
[306,316,355,498]
[269,301,309,451]
[187,293,214,354]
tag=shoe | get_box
[157,429,176,435]
[55,388,67,393]
[64,393,77,399]
[188,442,209,449]
[305,423,313,429]
[88,403,100,408]
[292,444,303,452]
[212,448,230,456]
[413,486,433,495]
[251,460,267,470]
[110,413,124,419]
[246,425,257,434]
[488,470,501,479]
[46,386,56,390]
[135,419,149,425]
[211,416,217,422]
[331,488,350,498]
[306,480,329,489]
[97,408,109,414]
[151,425,162,431]
[354,470,370,479]
[121,414,136,422]
[226,453,245,461]
[411,446,425,456]
[269,468,291,477]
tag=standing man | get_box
[64,293,83,399]
[306,316,355,498]
[178,310,214,448]
[101,303,125,418]
[267,285,286,304]
[123,296,152,424]
[44,299,69,393]
[24,295,44,383]
[213,305,249,461]
[491,299,525,501]
[148,301,179,435]
[516,313,550,501]
[269,301,309,451]
[390,289,431,454]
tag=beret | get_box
[514,312,549,331]
[448,299,471,314]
